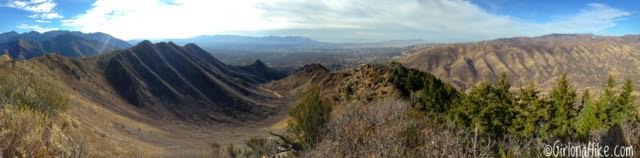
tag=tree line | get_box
[389,62,637,140]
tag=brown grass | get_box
[0,107,88,158]
[0,68,87,157]
[306,98,409,157]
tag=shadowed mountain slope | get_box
[398,34,640,90]
[234,59,287,83]
[94,41,278,121]
[0,40,290,156]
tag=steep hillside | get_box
[92,41,278,122]
[267,63,396,104]
[0,41,291,157]
[398,34,640,90]
[234,59,286,83]
[0,31,130,59]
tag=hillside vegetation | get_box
[0,42,292,157]
[235,63,640,157]
[0,68,86,157]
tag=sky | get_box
[0,0,638,42]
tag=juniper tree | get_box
[511,82,545,138]
[609,79,635,125]
[544,74,577,138]
[575,89,600,140]
[458,75,516,137]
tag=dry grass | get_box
[306,99,409,157]
[0,69,68,116]
[0,107,88,157]
[0,68,87,157]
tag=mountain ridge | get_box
[398,34,640,90]
[0,30,131,59]
[93,41,280,122]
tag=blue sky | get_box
[0,0,638,42]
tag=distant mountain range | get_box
[128,35,326,52]
[0,30,423,60]
[133,35,425,52]
[0,30,130,59]
[398,34,640,90]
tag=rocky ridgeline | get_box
[335,64,395,103]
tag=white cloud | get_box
[3,0,63,20]
[28,12,62,19]
[64,0,290,40]
[256,0,631,42]
[531,3,631,35]
[34,19,50,23]
[16,24,58,32]
[64,0,631,42]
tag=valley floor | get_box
[65,85,295,157]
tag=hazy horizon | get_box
[1,0,639,42]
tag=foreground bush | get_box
[0,69,85,157]
[0,107,86,157]
[308,99,409,157]
[306,98,522,157]
[288,87,332,150]
[0,69,68,115]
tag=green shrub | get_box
[457,80,516,137]
[389,62,458,114]
[287,87,332,149]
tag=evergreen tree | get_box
[414,74,459,113]
[575,89,600,140]
[496,73,511,100]
[609,79,635,125]
[510,82,545,138]
[545,74,577,138]
[458,77,516,137]
[390,63,459,114]
[598,75,617,128]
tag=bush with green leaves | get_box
[287,87,332,150]
[389,62,458,114]
[452,74,517,137]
